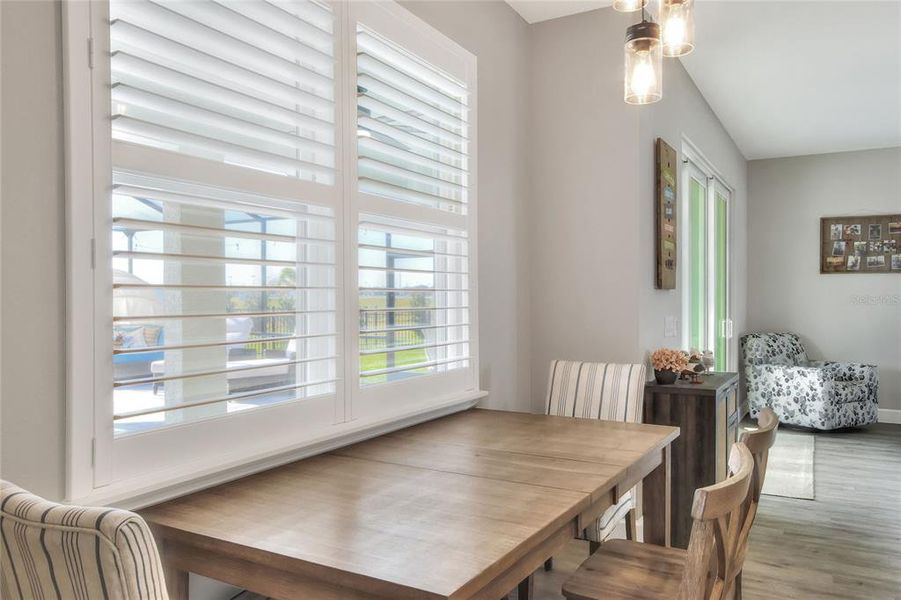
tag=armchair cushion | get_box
[742,332,808,366]
[821,361,878,383]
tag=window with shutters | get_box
[64,0,479,501]
[355,24,472,393]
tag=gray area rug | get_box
[755,427,816,500]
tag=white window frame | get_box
[680,138,734,370]
[64,0,483,506]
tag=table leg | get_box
[625,508,638,541]
[642,444,671,547]
[517,573,533,600]
[159,541,189,600]
[162,564,188,600]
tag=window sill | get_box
[69,390,487,510]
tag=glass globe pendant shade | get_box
[660,0,695,57]
[624,20,662,105]
[613,0,648,12]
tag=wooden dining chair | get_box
[562,441,756,600]
[0,480,169,599]
[545,360,647,553]
[563,409,779,600]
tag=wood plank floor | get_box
[522,423,901,600]
[741,423,901,600]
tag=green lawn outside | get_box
[359,295,432,383]
[360,348,428,384]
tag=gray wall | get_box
[528,9,642,411]
[748,148,901,411]
[527,8,749,410]
[638,59,749,371]
[0,0,67,500]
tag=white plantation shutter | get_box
[105,0,341,440]
[64,0,477,497]
[351,4,477,409]
[109,0,336,182]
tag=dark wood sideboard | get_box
[643,372,742,548]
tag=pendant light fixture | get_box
[613,0,647,12]
[624,13,662,105]
[659,0,695,57]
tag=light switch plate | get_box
[664,316,678,338]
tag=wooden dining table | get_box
[141,408,679,600]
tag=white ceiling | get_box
[505,1,901,160]
[681,1,901,159]
[505,0,611,24]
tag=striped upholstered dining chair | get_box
[545,361,648,557]
[0,480,168,599]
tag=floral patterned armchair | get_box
[741,332,878,430]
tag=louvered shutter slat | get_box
[110,0,336,184]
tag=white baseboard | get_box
[878,408,901,424]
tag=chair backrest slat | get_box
[679,408,779,600]
[732,407,779,576]
[740,407,779,504]
[679,443,753,600]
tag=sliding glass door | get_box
[687,167,708,353]
[684,156,732,371]
[713,183,729,371]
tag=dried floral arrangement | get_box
[650,348,689,373]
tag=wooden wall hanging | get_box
[655,138,678,289]
[820,214,901,273]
